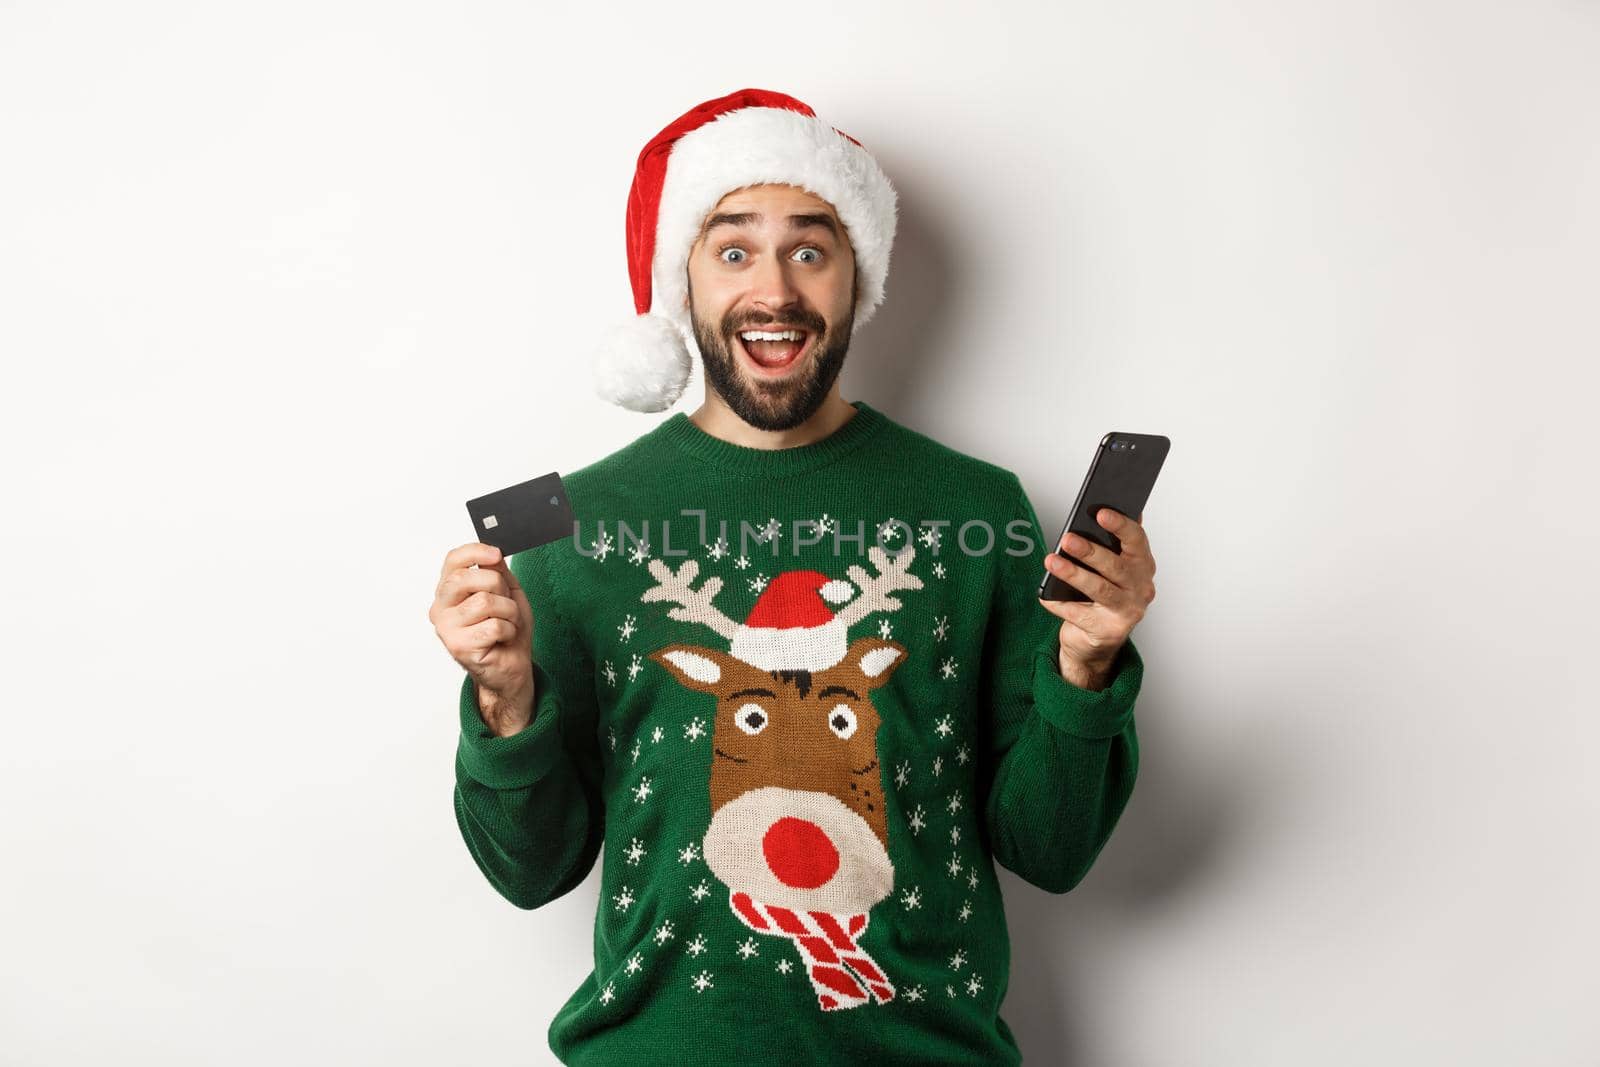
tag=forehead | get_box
[701,183,842,231]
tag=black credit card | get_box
[466,471,575,558]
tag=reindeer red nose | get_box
[762,816,840,888]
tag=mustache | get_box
[726,312,827,334]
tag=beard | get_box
[687,281,856,432]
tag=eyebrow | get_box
[726,687,777,700]
[700,212,840,242]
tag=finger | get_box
[459,616,518,655]
[1041,550,1123,607]
[454,589,521,629]
[436,564,511,609]
[439,542,503,583]
[1053,529,1133,590]
[488,558,528,600]
[1095,508,1150,558]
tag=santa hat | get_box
[591,88,900,413]
[730,570,857,672]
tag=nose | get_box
[762,816,840,888]
[747,251,800,309]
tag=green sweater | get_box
[453,399,1142,1066]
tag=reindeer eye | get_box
[827,704,857,740]
[735,703,769,735]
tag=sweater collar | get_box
[651,400,888,477]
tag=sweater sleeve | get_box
[452,544,606,910]
[977,474,1144,894]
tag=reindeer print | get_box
[641,543,924,1011]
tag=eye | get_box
[793,247,821,263]
[735,702,768,735]
[719,247,746,264]
[827,703,857,740]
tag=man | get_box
[429,88,1157,1066]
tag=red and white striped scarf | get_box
[730,890,896,1011]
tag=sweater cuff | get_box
[456,661,565,790]
[1030,639,1143,740]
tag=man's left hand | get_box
[1037,508,1157,690]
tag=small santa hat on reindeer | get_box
[591,87,900,412]
[730,570,857,672]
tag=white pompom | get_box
[591,313,693,413]
[820,579,855,605]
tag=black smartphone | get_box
[1037,432,1170,601]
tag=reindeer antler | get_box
[641,558,741,641]
[832,544,925,631]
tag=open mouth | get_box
[734,328,812,375]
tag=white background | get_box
[3,1,1596,1063]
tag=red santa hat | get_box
[591,88,900,413]
[730,569,857,672]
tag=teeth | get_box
[738,329,804,342]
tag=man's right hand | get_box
[430,542,536,738]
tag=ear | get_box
[840,636,907,688]
[649,644,738,693]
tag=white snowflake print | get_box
[617,614,637,641]
[967,870,979,891]
[759,517,781,542]
[627,653,644,682]
[775,958,793,975]
[939,657,958,680]
[946,793,963,815]
[918,526,941,550]
[736,937,760,960]
[627,540,651,565]
[877,518,903,543]
[633,776,653,803]
[599,981,615,1005]
[908,804,927,835]
[933,614,949,641]
[946,985,957,999]
[706,536,729,561]
[934,714,953,738]
[933,561,947,579]
[624,952,643,976]
[690,879,711,902]
[894,761,911,789]
[949,949,967,971]
[958,900,973,922]
[607,728,617,751]
[950,826,961,846]
[748,573,769,594]
[683,716,706,742]
[900,885,922,910]
[624,837,647,866]
[692,970,715,993]
[966,975,984,997]
[877,618,893,639]
[653,920,675,946]
[678,842,701,865]
[932,756,944,778]
[613,886,635,912]
[904,984,925,1003]
[956,743,971,766]
[815,513,836,534]
[946,853,964,879]
[687,935,708,958]
[590,530,614,562]
[603,660,617,686]
[650,725,663,744]
[734,554,750,570]
[630,738,641,764]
